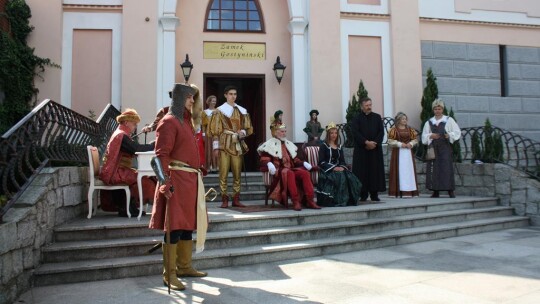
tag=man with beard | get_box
[351,97,386,202]
[258,124,321,211]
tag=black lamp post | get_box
[273,56,286,85]
[180,54,193,83]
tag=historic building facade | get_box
[25,0,540,149]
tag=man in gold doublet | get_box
[208,86,253,207]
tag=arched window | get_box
[205,0,264,32]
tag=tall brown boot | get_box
[305,196,321,209]
[232,193,245,207]
[220,194,229,208]
[176,240,208,277]
[162,243,185,291]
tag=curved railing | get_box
[0,100,120,222]
[336,120,539,179]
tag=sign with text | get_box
[203,42,266,60]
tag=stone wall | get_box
[421,41,540,141]
[344,146,540,225]
[0,167,87,304]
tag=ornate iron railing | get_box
[0,100,120,222]
[335,120,540,179]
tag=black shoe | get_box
[371,197,380,202]
[359,197,368,202]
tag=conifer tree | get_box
[344,80,369,147]
[420,68,438,129]
[482,118,504,163]
[448,107,462,162]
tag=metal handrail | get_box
[0,100,120,222]
[335,120,539,179]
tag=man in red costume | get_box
[258,124,321,211]
[149,83,208,291]
[99,109,156,217]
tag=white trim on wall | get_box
[340,0,389,15]
[63,0,123,5]
[419,0,540,26]
[61,12,122,109]
[340,19,393,122]
[157,0,178,110]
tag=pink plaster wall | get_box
[26,0,62,104]
[176,0,291,138]
[455,0,540,18]
[348,36,384,116]
[309,0,343,129]
[390,0,423,129]
[348,0,381,5]
[71,29,112,116]
[121,0,159,124]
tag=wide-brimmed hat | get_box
[309,109,319,116]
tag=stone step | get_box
[42,206,513,263]
[54,198,497,242]
[33,215,529,287]
[53,198,499,242]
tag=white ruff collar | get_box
[257,138,297,159]
[203,109,214,116]
[218,103,247,118]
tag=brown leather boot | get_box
[430,191,440,198]
[448,190,456,198]
[232,193,245,207]
[220,195,229,208]
[292,200,302,211]
[305,196,321,209]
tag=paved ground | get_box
[16,226,540,304]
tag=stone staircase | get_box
[32,173,529,286]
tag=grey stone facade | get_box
[421,41,540,141]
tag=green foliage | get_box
[88,110,97,120]
[448,107,462,162]
[345,80,369,123]
[482,118,504,163]
[0,0,59,134]
[420,68,438,129]
[471,130,482,163]
[344,80,369,147]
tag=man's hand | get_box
[365,140,377,150]
[159,180,173,199]
[267,162,277,175]
[334,166,344,172]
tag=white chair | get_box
[86,145,131,219]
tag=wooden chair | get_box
[86,146,131,219]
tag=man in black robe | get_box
[351,97,386,201]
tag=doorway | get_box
[204,74,265,172]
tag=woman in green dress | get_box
[316,123,362,206]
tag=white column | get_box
[157,0,179,109]
[288,0,309,142]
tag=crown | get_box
[326,122,337,131]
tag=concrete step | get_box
[33,215,529,286]
[42,206,513,263]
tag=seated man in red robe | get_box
[257,124,321,211]
[99,109,156,217]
